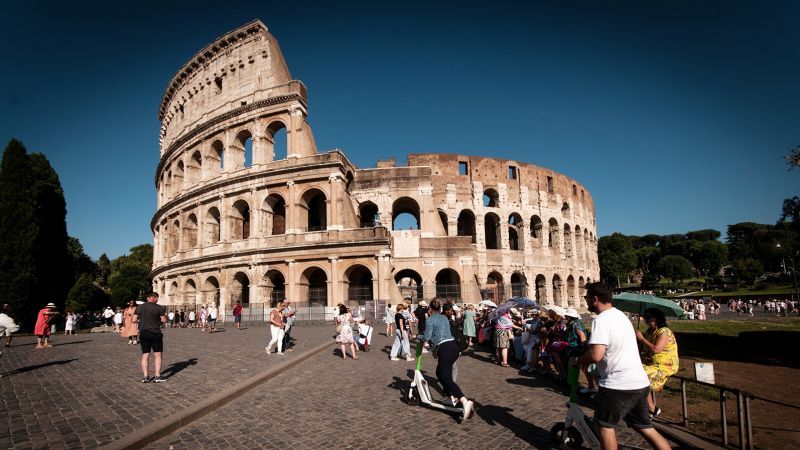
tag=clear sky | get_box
[1,1,797,259]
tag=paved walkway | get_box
[1,325,648,449]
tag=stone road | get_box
[2,324,648,449]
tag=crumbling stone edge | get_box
[101,341,332,450]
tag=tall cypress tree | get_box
[0,139,70,327]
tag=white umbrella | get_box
[479,300,498,308]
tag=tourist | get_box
[636,308,679,418]
[2,304,16,347]
[265,305,285,355]
[573,282,670,450]
[113,308,123,333]
[167,310,175,328]
[495,309,521,367]
[462,304,476,347]
[334,305,358,360]
[64,312,75,336]
[103,306,114,327]
[232,300,243,329]
[389,304,412,361]
[121,301,139,345]
[421,300,475,420]
[282,300,296,350]
[520,311,545,372]
[134,292,167,383]
[384,303,395,336]
[187,309,196,328]
[199,305,207,331]
[207,304,218,333]
[178,310,186,327]
[414,300,429,337]
[695,302,706,321]
[34,303,57,349]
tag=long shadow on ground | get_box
[162,358,198,378]
[1,358,78,377]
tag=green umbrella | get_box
[612,292,685,319]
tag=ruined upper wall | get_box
[157,20,301,153]
[407,153,595,215]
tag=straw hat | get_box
[565,308,580,319]
[45,302,56,309]
[418,300,428,307]
[547,305,566,317]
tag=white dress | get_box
[336,313,354,344]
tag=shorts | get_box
[234,315,241,324]
[594,386,652,429]
[139,330,164,353]
[208,318,217,326]
[495,329,511,348]
[188,320,195,324]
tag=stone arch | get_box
[484,212,501,250]
[188,149,202,184]
[548,218,560,249]
[535,274,547,304]
[231,272,250,306]
[358,201,379,228]
[508,213,523,251]
[344,264,373,302]
[183,213,198,248]
[208,140,224,176]
[170,219,180,255]
[204,207,221,245]
[262,194,286,235]
[561,202,570,218]
[174,160,185,193]
[438,209,449,236]
[203,276,220,307]
[530,215,543,248]
[168,280,179,304]
[230,199,251,240]
[299,266,328,307]
[552,274,564,307]
[483,188,499,207]
[563,223,573,259]
[300,188,327,231]
[265,120,288,161]
[510,272,527,298]
[574,225,582,262]
[392,196,420,230]
[457,209,477,243]
[435,268,461,299]
[567,275,576,307]
[395,269,423,302]
[263,269,286,307]
[486,271,504,302]
[183,279,197,305]
[232,129,253,169]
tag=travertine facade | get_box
[151,20,599,314]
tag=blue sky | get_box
[1,1,797,259]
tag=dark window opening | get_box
[458,161,468,176]
[508,166,517,180]
[214,77,223,93]
[547,176,554,193]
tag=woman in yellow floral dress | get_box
[636,307,679,417]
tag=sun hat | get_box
[418,300,428,307]
[45,302,56,309]
[509,307,522,317]
[565,308,580,319]
[547,305,566,317]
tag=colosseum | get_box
[151,20,599,319]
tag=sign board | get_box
[694,362,715,384]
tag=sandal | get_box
[500,363,509,367]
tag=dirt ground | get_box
[651,331,800,449]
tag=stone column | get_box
[419,186,435,237]
[286,180,297,233]
[286,260,297,302]
[328,174,342,230]
[329,257,340,306]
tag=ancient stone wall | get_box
[151,21,599,316]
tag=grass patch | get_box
[636,319,800,336]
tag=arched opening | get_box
[188,150,202,184]
[561,202,570,218]
[210,140,224,174]
[300,267,328,307]
[262,194,286,235]
[578,276,586,308]
[548,218,560,250]
[510,272,527,298]
[205,207,221,245]
[169,281,179,304]
[484,212,501,250]
[301,188,327,231]
[232,129,253,169]
[574,225,582,262]
[483,188,499,207]
[203,276,220,307]
[457,209,477,243]
[232,272,250,306]
[530,215,543,248]
[263,270,286,308]
[266,121,288,161]
[535,274,547,304]
[486,271,504,302]
[170,219,180,255]
[184,279,197,306]
[358,201,379,228]
[174,161,184,193]
[508,227,519,250]
[183,213,198,248]
[230,200,251,240]
[395,269,424,302]
[567,275,576,307]
[563,224,573,259]
[392,197,420,230]
[166,170,173,198]
[438,209,449,235]
[552,274,564,307]
[345,265,373,303]
[435,269,461,299]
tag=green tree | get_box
[97,253,111,289]
[68,237,97,283]
[107,244,153,306]
[598,233,637,286]
[785,145,800,170]
[685,229,721,242]
[67,274,109,312]
[654,255,694,284]
[730,258,764,284]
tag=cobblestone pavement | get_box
[151,332,647,449]
[0,324,332,449]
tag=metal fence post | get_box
[720,389,728,447]
[744,396,753,450]
[737,392,746,450]
[681,379,689,428]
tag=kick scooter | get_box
[405,342,464,414]
[550,365,601,449]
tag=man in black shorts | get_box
[134,292,167,383]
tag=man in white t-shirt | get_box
[572,282,670,450]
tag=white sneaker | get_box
[265,347,271,355]
[405,357,415,362]
[390,357,400,361]
[462,400,475,420]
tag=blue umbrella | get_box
[489,297,540,320]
